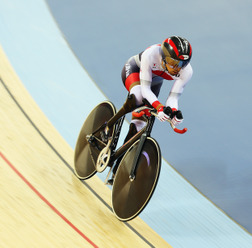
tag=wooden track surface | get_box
[0,46,171,247]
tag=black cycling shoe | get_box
[107,178,114,185]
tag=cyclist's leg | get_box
[122,56,141,94]
[122,56,148,138]
[108,60,145,183]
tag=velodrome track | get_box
[0,1,252,247]
[0,47,170,247]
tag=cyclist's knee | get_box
[124,122,138,143]
[131,119,147,132]
[130,85,143,106]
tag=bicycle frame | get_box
[85,95,152,179]
[91,117,154,183]
[112,114,155,173]
[86,94,187,182]
[75,95,188,220]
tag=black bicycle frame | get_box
[109,113,156,178]
[88,94,156,178]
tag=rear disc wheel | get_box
[74,101,116,179]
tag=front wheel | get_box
[112,137,161,221]
[74,101,116,179]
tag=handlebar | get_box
[132,107,187,134]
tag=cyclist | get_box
[108,35,193,185]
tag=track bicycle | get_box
[74,94,187,221]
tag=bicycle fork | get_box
[129,115,155,181]
[129,133,147,181]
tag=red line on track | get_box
[0,151,98,248]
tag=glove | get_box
[171,110,183,126]
[157,106,170,122]
[164,106,184,126]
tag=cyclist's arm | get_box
[140,51,162,110]
[166,64,193,109]
[141,79,160,106]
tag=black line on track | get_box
[1,77,155,248]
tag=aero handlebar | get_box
[132,107,187,134]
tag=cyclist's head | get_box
[161,36,192,75]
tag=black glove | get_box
[174,110,183,120]
[163,106,173,118]
[164,107,183,119]
[164,107,184,126]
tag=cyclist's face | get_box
[165,63,182,75]
[164,57,182,75]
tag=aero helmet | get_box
[161,36,192,69]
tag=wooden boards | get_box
[0,46,171,248]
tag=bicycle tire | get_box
[112,137,161,221]
[74,101,116,179]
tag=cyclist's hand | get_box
[157,106,170,122]
[171,110,184,126]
